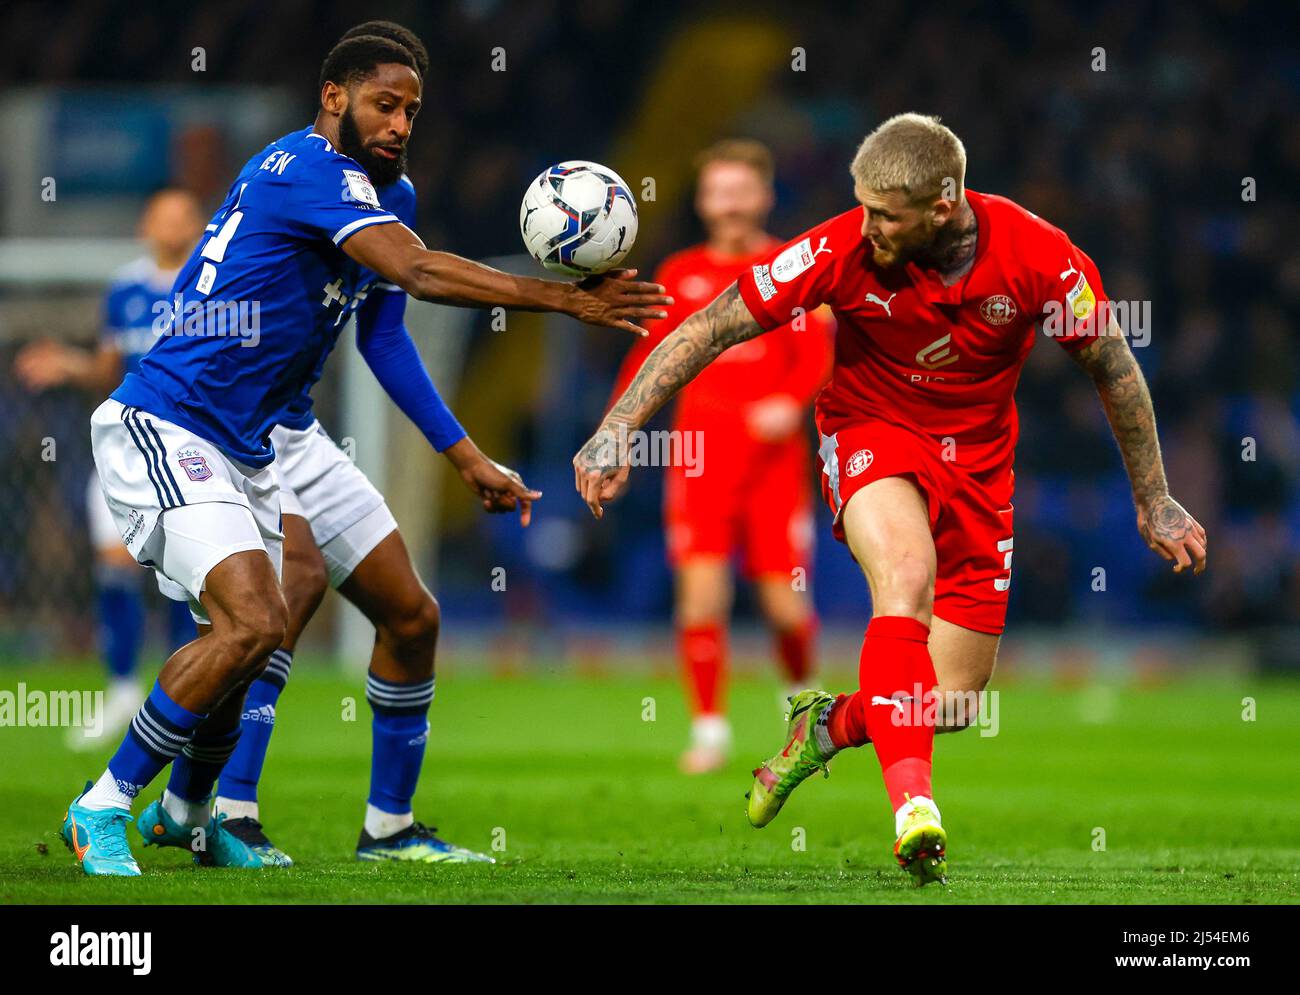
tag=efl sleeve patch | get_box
[342,169,380,208]
[1065,271,1096,319]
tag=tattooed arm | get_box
[1070,323,1207,574]
[573,282,764,517]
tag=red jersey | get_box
[611,239,834,437]
[737,190,1108,475]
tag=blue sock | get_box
[216,648,292,803]
[106,679,206,801]
[167,721,241,804]
[166,598,196,652]
[96,566,144,681]
[366,671,435,814]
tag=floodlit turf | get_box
[1,663,1298,904]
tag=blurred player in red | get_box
[609,140,833,773]
[577,114,1206,883]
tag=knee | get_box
[226,597,288,677]
[933,681,988,733]
[677,594,726,628]
[379,590,441,658]
[760,585,812,632]
[870,555,934,618]
[286,547,330,616]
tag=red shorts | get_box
[816,418,1015,634]
[664,437,814,578]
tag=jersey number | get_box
[993,537,1013,592]
[195,209,244,295]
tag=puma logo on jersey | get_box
[915,333,960,369]
[871,695,909,712]
[1059,259,1079,282]
[812,237,832,258]
[864,291,896,316]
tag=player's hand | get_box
[445,439,541,526]
[13,339,75,391]
[569,268,673,337]
[572,425,632,519]
[1137,494,1206,575]
[745,393,804,443]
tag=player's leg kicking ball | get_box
[746,615,949,886]
[747,682,947,886]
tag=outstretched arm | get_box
[1069,324,1207,574]
[342,221,671,336]
[356,292,540,525]
[573,281,765,517]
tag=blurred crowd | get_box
[2,0,1297,637]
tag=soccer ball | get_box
[519,160,639,276]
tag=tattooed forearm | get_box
[606,282,763,431]
[1070,327,1167,506]
[1068,322,1206,570]
[572,283,763,477]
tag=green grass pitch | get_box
[1,663,1297,904]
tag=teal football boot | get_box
[60,782,141,877]
[221,817,294,867]
[136,797,264,868]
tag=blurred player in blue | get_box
[14,189,205,749]
[60,29,670,876]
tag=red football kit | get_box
[737,189,1107,635]
[612,240,834,577]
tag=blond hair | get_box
[850,113,966,202]
[694,137,775,186]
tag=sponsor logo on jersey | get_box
[123,509,146,547]
[1065,271,1096,319]
[980,294,1017,325]
[771,236,832,283]
[178,455,213,482]
[341,169,380,208]
[752,263,778,301]
[845,448,874,477]
[916,333,960,369]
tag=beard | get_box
[337,105,407,188]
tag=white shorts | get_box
[86,473,121,551]
[90,398,283,623]
[270,420,397,587]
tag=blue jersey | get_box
[102,258,180,377]
[112,131,408,467]
[222,127,418,430]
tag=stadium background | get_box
[0,0,1297,680]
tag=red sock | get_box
[833,616,937,810]
[862,615,937,810]
[827,690,869,749]
[680,623,726,716]
[774,618,817,685]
